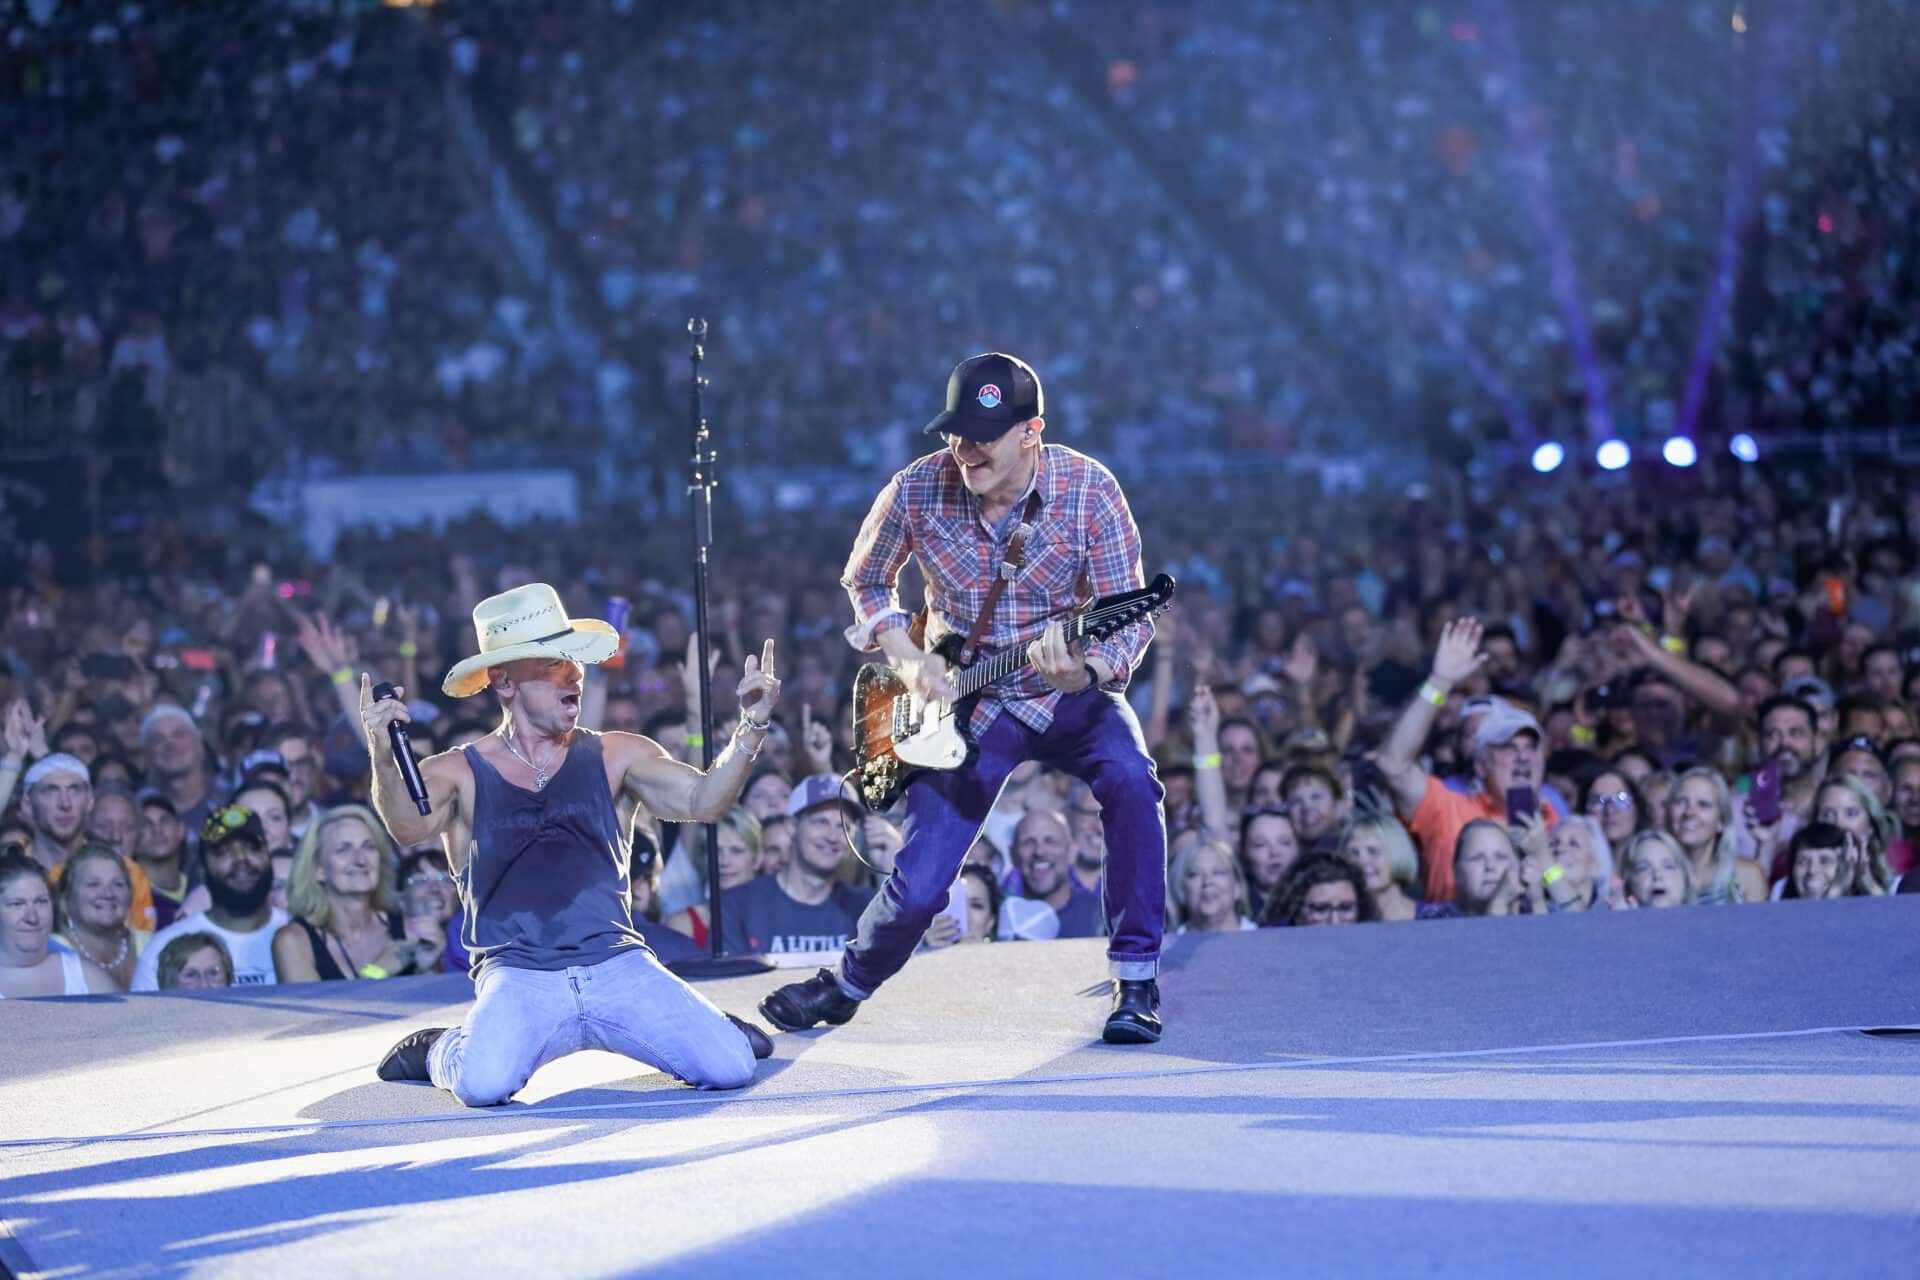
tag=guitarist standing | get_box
[759,353,1168,1043]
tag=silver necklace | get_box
[501,728,550,790]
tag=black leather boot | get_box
[376,1026,448,1082]
[758,968,862,1032]
[727,1012,775,1060]
[1103,979,1161,1044]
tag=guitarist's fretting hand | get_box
[1030,621,1097,695]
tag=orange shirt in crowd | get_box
[1405,774,1559,904]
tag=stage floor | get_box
[2,897,1917,1279]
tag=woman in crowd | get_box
[1545,815,1613,912]
[1780,822,1869,900]
[1620,831,1696,908]
[155,930,234,990]
[1812,775,1897,894]
[1665,767,1768,904]
[54,843,148,990]
[958,863,1001,942]
[233,778,296,854]
[1337,813,1420,922]
[1263,851,1378,927]
[396,849,458,971]
[1581,769,1646,849]
[272,803,437,982]
[0,853,116,997]
[741,769,792,822]
[664,807,762,948]
[758,812,794,877]
[1171,838,1257,932]
[1238,807,1301,913]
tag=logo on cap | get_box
[976,384,1002,409]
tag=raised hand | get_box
[296,613,359,674]
[1660,585,1694,639]
[799,703,834,772]
[1283,631,1318,687]
[357,673,411,755]
[737,638,781,726]
[1429,618,1488,690]
[3,699,43,761]
[1188,682,1220,748]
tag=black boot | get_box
[1103,979,1161,1044]
[376,1026,448,1082]
[758,968,861,1032]
[727,1012,775,1060]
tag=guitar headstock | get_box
[1081,573,1177,642]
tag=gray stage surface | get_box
[2,897,1917,1279]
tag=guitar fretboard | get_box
[952,603,1143,699]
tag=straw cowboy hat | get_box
[442,583,620,698]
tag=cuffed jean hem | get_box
[833,968,873,1001]
[1108,954,1158,981]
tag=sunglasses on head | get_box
[1839,735,1879,755]
[1587,791,1634,812]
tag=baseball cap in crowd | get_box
[787,773,863,819]
[323,714,371,777]
[240,748,288,777]
[201,803,267,851]
[1473,703,1542,756]
[998,897,1061,941]
[923,352,1044,442]
[1784,675,1836,710]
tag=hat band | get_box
[485,625,576,653]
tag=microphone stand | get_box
[670,317,773,979]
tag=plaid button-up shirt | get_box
[842,444,1154,736]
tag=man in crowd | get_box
[142,706,216,837]
[1000,807,1102,939]
[720,774,873,955]
[1065,781,1105,895]
[135,793,195,931]
[1376,619,1558,903]
[133,804,287,989]
[21,753,92,872]
[265,723,324,838]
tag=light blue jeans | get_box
[428,945,757,1107]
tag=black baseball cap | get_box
[923,352,1044,442]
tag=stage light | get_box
[1730,432,1759,462]
[1661,436,1698,468]
[1595,440,1631,471]
[1530,442,1566,473]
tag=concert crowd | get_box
[3,446,1917,997]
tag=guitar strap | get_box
[958,489,1044,668]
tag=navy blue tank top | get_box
[458,730,644,980]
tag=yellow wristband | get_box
[398,641,418,657]
[330,667,354,686]
[1418,681,1447,707]
[1660,634,1686,655]
[1194,752,1222,770]
[686,733,704,748]
[1541,864,1566,887]
[1569,724,1597,745]
[358,963,389,980]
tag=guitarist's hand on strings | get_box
[1030,621,1097,695]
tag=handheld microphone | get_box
[373,682,431,815]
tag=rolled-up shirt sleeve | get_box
[1083,469,1154,688]
[841,471,916,651]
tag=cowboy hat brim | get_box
[441,619,619,698]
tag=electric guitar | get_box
[851,573,1176,811]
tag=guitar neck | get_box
[954,616,1087,699]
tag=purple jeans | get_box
[839,687,1167,996]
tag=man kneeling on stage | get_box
[368,583,778,1106]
